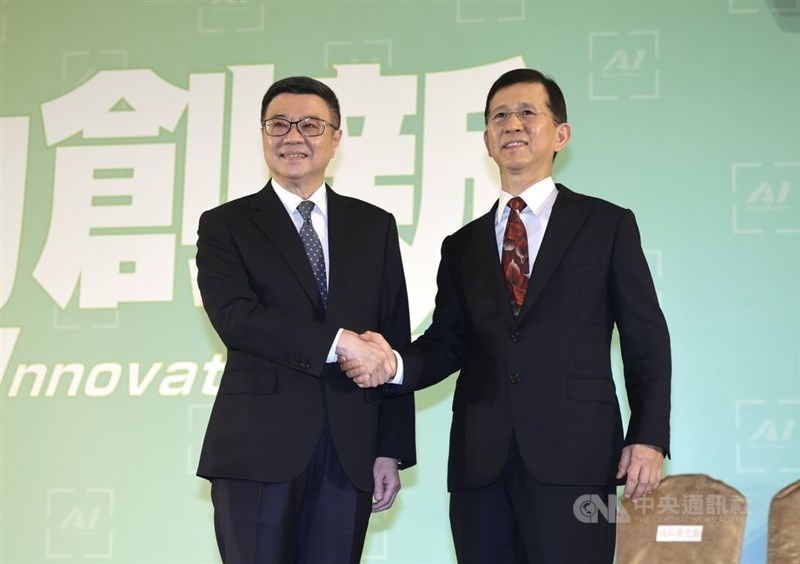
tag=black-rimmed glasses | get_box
[261,117,338,137]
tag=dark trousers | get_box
[450,437,616,564]
[210,423,373,564]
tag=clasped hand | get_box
[337,330,395,388]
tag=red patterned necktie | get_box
[502,197,529,316]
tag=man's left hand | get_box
[372,457,401,512]
[616,444,664,500]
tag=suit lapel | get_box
[468,203,518,328]
[249,181,326,313]
[325,186,356,320]
[517,184,585,320]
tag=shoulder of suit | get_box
[201,187,264,218]
[330,190,394,219]
[556,183,627,214]
[443,206,496,245]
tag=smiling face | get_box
[261,93,341,196]
[484,81,571,193]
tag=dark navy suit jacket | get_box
[398,184,670,491]
[196,182,416,491]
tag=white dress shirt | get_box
[271,180,342,363]
[391,177,559,385]
[495,176,558,271]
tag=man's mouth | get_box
[503,140,527,149]
[282,152,308,160]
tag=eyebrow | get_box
[490,102,538,113]
[266,114,322,120]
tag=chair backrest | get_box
[616,473,748,564]
[767,479,800,564]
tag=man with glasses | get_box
[195,76,415,564]
[342,68,671,563]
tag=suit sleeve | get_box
[196,208,338,376]
[374,215,417,468]
[399,236,466,392]
[609,209,672,457]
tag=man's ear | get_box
[555,122,571,151]
[330,128,343,157]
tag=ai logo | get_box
[59,507,103,529]
[735,400,800,473]
[746,181,791,208]
[589,30,660,100]
[46,488,113,559]
[732,162,800,234]
[603,49,646,74]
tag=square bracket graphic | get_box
[729,0,762,13]
[197,1,265,33]
[589,31,660,100]
[455,0,526,23]
[324,40,393,68]
[53,305,120,331]
[644,249,663,280]
[46,488,114,559]
[362,512,389,561]
[644,249,664,302]
[732,162,800,234]
[735,399,800,473]
[729,0,800,14]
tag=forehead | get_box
[265,93,332,120]
[489,82,549,110]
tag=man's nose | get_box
[505,113,524,131]
[284,122,305,140]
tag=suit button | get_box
[511,332,521,343]
[510,373,520,384]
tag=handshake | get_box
[336,330,396,388]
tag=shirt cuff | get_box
[388,350,404,385]
[326,328,344,363]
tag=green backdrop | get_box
[1,1,798,562]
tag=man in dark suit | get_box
[195,76,415,564]
[342,68,671,563]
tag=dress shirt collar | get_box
[496,176,557,224]
[271,179,329,221]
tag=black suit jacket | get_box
[196,182,416,491]
[398,185,670,491]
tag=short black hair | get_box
[260,76,341,127]
[483,68,567,125]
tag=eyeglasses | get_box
[261,116,338,137]
[489,109,558,126]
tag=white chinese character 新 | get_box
[322,63,417,224]
[406,57,524,328]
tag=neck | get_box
[500,170,551,196]
[273,175,324,200]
